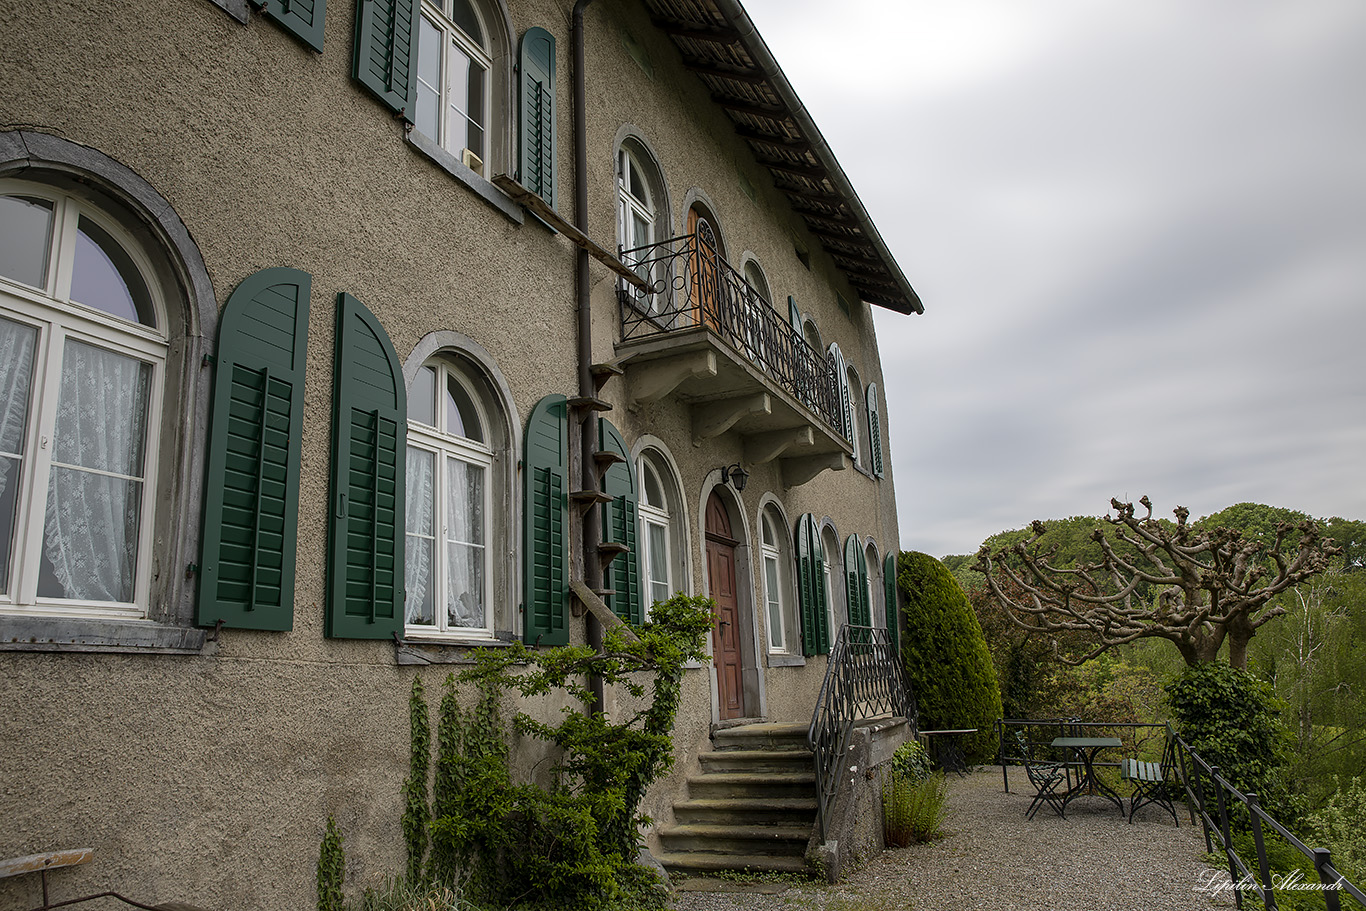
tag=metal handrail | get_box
[806,625,916,842]
[617,231,844,435]
[1172,733,1365,911]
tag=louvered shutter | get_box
[262,0,326,52]
[599,419,641,625]
[845,534,870,628]
[795,513,829,656]
[198,268,311,631]
[884,550,899,654]
[352,0,420,118]
[828,343,852,441]
[518,26,557,208]
[523,395,569,645]
[326,293,406,639]
[866,382,884,478]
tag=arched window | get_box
[743,259,771,306]
[638,447,686,611]
[759,503,797,655]
[416,0,500,175]
[617,138,670,317]
[0,182,167,613]
[404,352,511,639]
[864,539,882,630]
[820,521,843,645]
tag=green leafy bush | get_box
[317,816,345,911]
[898,552,1003,761]
[1307,776,1366,885]
[1166,661,1293,818]
[887,740,933,784]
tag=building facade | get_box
[0,0,921,905]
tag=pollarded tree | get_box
[974,497,1339,670]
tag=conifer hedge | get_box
[898,551,1003,761]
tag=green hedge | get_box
[898,551,1003,761]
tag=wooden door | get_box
[688,206,724,332]
[705,492,745,720]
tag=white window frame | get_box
[639,455,671,613]
[617,146,655,256]
[760,514,786,654]
[404,361,496,640]
[0,183,167,619]
[416,0,494,174]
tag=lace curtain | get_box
[41,338,149,602]
[445,456,483,629]
[0,317,36,503]
[404,446,434,624]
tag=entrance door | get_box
[705,492,745,720]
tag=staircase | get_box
[656,722,817,874]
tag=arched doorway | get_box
[705,490,745,720]
[687,204,725,332]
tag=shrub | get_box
[1306,776,1366,885]
[898,552,1003,761]
[1166,661,1293,818]
[882,742,947,846]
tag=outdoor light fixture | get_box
[720,463,750,493]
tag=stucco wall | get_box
[0,0,909,907]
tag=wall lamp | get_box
[720,462,750,493]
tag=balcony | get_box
[615,232,851,486]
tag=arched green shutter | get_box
[884,550,899,653]
[352,0,420,118]
[518,26,557,208]
[828,343,851,441]
[264,0,326,52]
[866,382,884,478]
[600,419,641,625]
[326,293,406,639]
[198,268,311,631]
[524,394,569,645]
[845,534,870,628]
[795,513,829,656]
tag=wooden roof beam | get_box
[682,59,770,85]
[652,18,741,45]
[716,98,791,121]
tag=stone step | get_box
[658,823,812,856]
[672,796,818,827]
[698,749,814,774]
[685,770,816,801]
[712,722,811,753]
[656,849,810,875]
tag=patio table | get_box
[919,728,977,777]
[1050,736,1124,816]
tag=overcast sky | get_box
[742,0,1366,557]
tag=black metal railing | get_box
[1172,733,1365,911]
[617,231,844,434]
[807,625,916,842]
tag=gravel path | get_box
[669,767,1236,911]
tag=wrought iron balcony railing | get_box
[617,232,845,436]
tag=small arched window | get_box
[0,182,167,612]
[759,504,797,655]
[405,355,510,639]
[618,142,660,256]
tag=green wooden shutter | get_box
[599,419,641,625]
[518,26,557,208]
[352,0,420,118]
[866,382,884,478]
[788,295,800,333]
[829,343,851,441]
[198,268,311,631]
[884,550,899,654]
[845,534,870,628]
[326,293,406,639]
[262,0,326,52]
[795,513,829,656]
[523,394,569,645]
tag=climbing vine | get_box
[401,676,430,884]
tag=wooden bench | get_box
[0,848,206,911]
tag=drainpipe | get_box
[572,0,604,714]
